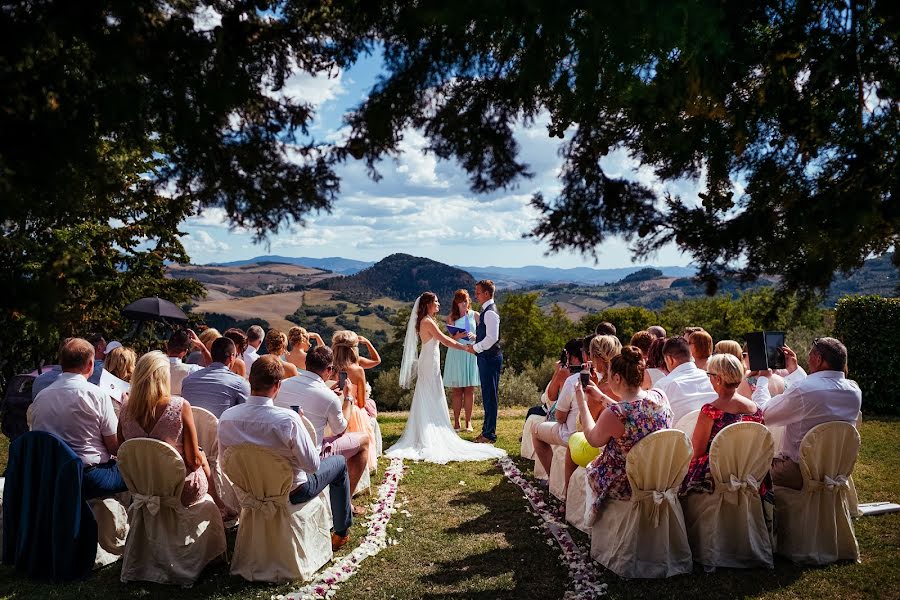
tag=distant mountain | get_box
[460,264,695,286]
[212,255,372,275]
[315,253,475,302]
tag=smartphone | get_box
[579,368,591,387]
[559,350,567,366]
[338,370,348,391]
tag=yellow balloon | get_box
[568,432,600,468]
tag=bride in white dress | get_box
[386,292,507,463]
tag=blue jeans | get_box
[477,352,502,441]
[82,460,128,499]
[289,455,351,536]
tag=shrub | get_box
[579,306,657,344]
[834,295,900,414]
[784,325,833,372]
[371,367,415,412]
[521,356,557,393]
[498,368,541,408]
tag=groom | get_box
[466,280,501,444]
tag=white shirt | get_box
[275,370,348,449]
[218,395,319,488]
[655,361,717,424]
[553,374,581,443]
[473,299,500,354]
[31,372,117,466]
[243,345,260,370]
[169,356,202,395]
[754,369,862,463]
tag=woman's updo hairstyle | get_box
[609,345,646,388]
[288,326,309,349]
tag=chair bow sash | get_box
[633,487,678,527]
[234,485,284,518]
[132,493,161,516]
[722,474,761,504]
[824,475,850,491]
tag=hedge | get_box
[834,295,900,414]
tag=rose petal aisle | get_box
[277,458,406,600]
[499,457,606,599]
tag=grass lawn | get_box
[0,411,898,599]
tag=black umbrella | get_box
[121,297,189,324]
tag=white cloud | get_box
[271,64,346,109]
[394,129,449,189]
[181,230,230,255]
[192,6,221,31]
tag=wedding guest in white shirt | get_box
[31,338,127,499]
[275,346,370,509]
[181,337,250,418]
[243,325,264,369]
[219,355,353,550]
[655,336,717,423]
[752,338,862,490]
[166,329,209,395]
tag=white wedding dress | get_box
[386,337,506,463]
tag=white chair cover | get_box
[323,419,371,496]
[521,414,545,460]
[549,444,568,501]
[565,467,595,535]
[775,421,861,565]
[682,422,775,568]
[370,416,383,457]
[674,409,701,439]
[117,438,226,585]
[191,406,240,518]
[590,429,693,578]
[89,493,129,568]
[768,425,785,456]
[223,444,333,582]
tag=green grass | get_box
[1,413,898,599]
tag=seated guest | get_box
[244,325,264,369]
[644,337,668,387]
[32,334,106,398]
[656,336,717,423]
[737,342,785,398]
[223,328,249,378]
[752,338,861,490]
[532,338,585,487]
[103,345,137,415]
[332,330,381,418]
[713,339,743,360]
[31,338,127,499]
[266,328,299,378]
[647,325,666,339]
[186,328,220,366]
[575,347,672,511]
[526,357,570,419]
[275,346,370,511]
[166,329,208,395]
[286,326,325,372]
[594,321,617,336]
[680,354,767,496]
[118,352,232,517]
[629,330,653,357]
[219,356,354,550]
[688,330,713,371]
[683,326,705,338]
[180,337,250,418]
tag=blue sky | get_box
[179,50,701,269]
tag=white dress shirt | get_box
[243,345,260,370]
[218,395,320,488]
[655,361,717,424]
[31,372,118,466]
[275,370,348,449]
[754,369,862,463]
[473,299,500,354]
[553,373,581,443]
[168,356,202,395]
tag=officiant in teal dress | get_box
[444,289,480,432]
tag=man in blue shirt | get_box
[180,337,250,417]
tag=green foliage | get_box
[498,369,541,408]
[499,293,575,372]
[521,357,558,394]
[620,268,663,284]
[579,306,657,344]
[834,296,900,415]
[371,367,414,412]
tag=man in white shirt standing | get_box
[466,280,502,444]
[31,338,127,499]
[655,336,717,423]
[243,325,264,369]
[166,329,210,395]
[752,337,861,490]
[219,355,353,550]
[275,346,370,507]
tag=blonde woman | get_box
[332,330,380,418]
[103,346,137,415]
[444,289,479,431]
[117,351,233,517]
[265,328,299,378]
[286,326,325,372]
[688,330,714,371]
[186,328,221,366]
